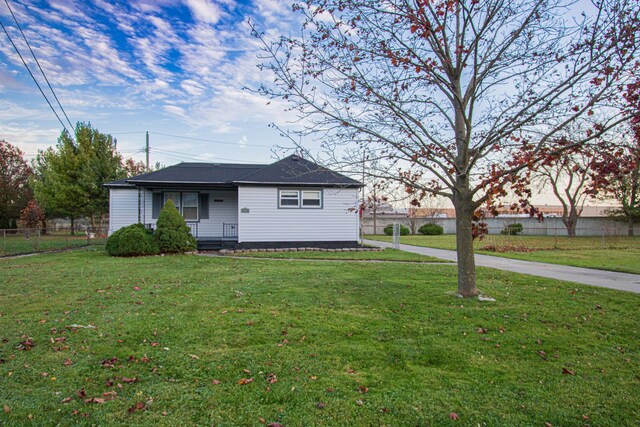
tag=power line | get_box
[0,20,69,134]
[151,131,273,149]
[4,0,75,133]
[150,147,259,164]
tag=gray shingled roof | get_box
[104,155,362,188]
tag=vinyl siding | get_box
[108,188,139,235]
[238,186,359,242]
[140,189,237,238]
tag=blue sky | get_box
[0,0,302,165]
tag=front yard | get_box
[0,250,638,425]
[366,235,640,274]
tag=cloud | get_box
[183,0,224,24]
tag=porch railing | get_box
[223,223,237,238]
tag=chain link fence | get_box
[0,227,108,257]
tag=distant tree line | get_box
[0,122,147,233]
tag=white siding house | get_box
[237,186,359,243]
[105,155,363,249]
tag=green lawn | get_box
[0,250,638,426]
[366,235,640,274]
[226,248,448,263]
[0,232,105,257]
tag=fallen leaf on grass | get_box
[266,373,277,384]
[544,422,553,427]
[60,397,72,403]
[243,369,251,374]
[358,386,369,394]
[189,354,200,360]
[267,423,283,427]
[101,357,118,368]
[237,377,254,385]
[17,338,35,350]
[316,402,326,409]
[122,377,138,383]
[562,368,576,376]
[84,397,106,404]
[475,328,488,334]
[355,399,364,406]
[77,389,87,399]
[128,402,146,413]
[63,358,74,366]
[4,405,10,414]
[259,417,266,424]
[211,379,221,385]
[449,412,460,420]
[133,286,141,291]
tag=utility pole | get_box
[145,131,150,171]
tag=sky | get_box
[0,0,303,166]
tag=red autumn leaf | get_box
[243,369,251,374]
[449,412,460,420]
[122,377,138,383]
[133,286,141,291]
[562,368,576,375]
[101,357,118,368]
[17,338,35,350]
[266,373,278,384]
[77,388,87,398]
[475,328,487,334]
[105,378,114,387]
[128,401,146,413]
[211,379,221,385]
[326,388,335,393]
[237,377,254,385]
[358,386,369,394]
[140,356,151,363]
[150,342,159,347]
[60,397,72,403]
[4,405,10,414]
[316,401,326,409]
[63,358,74,366]
[267,423,284,427]
[84,397,106,404]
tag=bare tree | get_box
[254,0,640,297]
[535,149,595,237]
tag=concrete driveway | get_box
[364,239,640,294]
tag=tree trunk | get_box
[453,194,478,297]
[70,218,75,235]
[628,215,635,237]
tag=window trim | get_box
[278,188,323,209]
[162,191,200,222]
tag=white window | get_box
[302,190,322,207]
[279,190,300,208]
[163,192,199,220]
[182,193,198,220]
[279,189,323,209]
[164,192,180,209]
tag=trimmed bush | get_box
[501,223,523,235]
[155,200,197,253]
[418,223,444,235]
[106,223,159,257]
[383,224,410,236]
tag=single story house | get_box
[105,155,363,249]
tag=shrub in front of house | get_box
[106,223,159,257]
[418,223,444,235]
[383,224,410,236]
[155,200,197,253]
[501,223,523,235]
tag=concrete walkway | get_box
[364,239,640,294]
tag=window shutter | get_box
[199,193,209,219]
[152,193,162,219]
